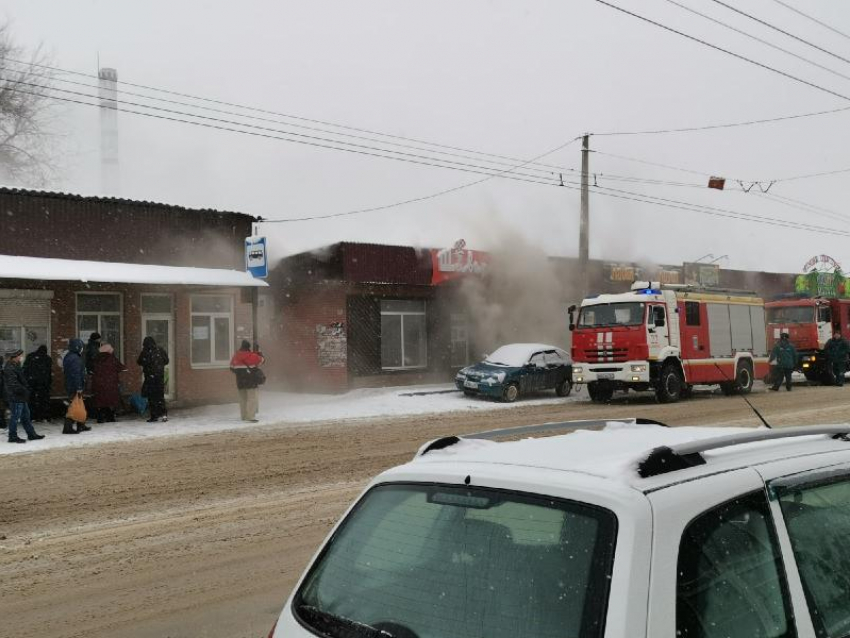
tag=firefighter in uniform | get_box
[825,330,850,387]
[770,333,797,392]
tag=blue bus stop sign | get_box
[246,236,268,279]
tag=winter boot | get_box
[62,419,79,434]
[8,436,26,443]
[76,423,91,433]
[28,433,45,441]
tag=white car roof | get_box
[403,422,850,493]
[485,343,565,366]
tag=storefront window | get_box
[77,293,122,359]
[380,300,427,369]
[450,312,469,368]
[191,295,233,366]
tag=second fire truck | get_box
[570,281,771,403]
[765,296,850,384]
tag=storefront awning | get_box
[0,255,268,287]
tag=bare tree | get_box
[0,22,58,185]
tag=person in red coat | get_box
[230,340,265,422]
[91,343,127,423]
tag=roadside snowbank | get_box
[0,384,580,456]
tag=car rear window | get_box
[293,483,617,638]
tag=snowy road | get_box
[2,381,849,638]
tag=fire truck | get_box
[765,296,850,383]
[569,281,770,403]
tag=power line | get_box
[2,76,577,187]
[708,0,850,66]
[775,166,850,183]
[592,150,713,177]
[592,0,850,103]
[592,103,850,136]
[660,0,850,82]
[0,60,576,180]
[752,191,850,225]
[0,55,578,175]
[769,0,850,43]
[261,136,584,222]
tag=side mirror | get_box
[567,305,577,331]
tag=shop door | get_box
[141,295,175,400]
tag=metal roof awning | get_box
[0,255,268,287]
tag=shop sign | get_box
[684,262,720,287]
[796,255,848,297]
[604,263,641,282]
[430,240,489,285]
[658,268,682,285]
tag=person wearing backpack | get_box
[230,340,265,422]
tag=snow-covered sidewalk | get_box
[1,384,580,456]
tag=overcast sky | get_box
[3,0,850,272]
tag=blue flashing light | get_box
[637,288,661,295]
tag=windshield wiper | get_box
[297,604,393,638]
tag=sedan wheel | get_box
[502,383,520,403]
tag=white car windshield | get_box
[294,483,617,638]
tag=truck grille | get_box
[583,348,629,363]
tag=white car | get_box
[267,419,850,638]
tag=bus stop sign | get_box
[246,236,268,279]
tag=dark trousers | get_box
[97,407,116,423]
[147,392,167,420]
[832,361,847,386]
[772,367,794,390]
[9,402,37,440]
[29,385,51,421]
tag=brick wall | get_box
[0,279,254,408]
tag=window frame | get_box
[770,467,850,638]
[379,299,428,371]
[189,293,234,369]
[685,301,701,327]
[75,291,123,360]
[675,488,798,638]
[449,311,469,369]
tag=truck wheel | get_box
[502,383,520,403]
[656,363,683,403]
[735,362,754,394]
[587,381,613,403]
[555,378,573,397]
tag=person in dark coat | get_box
[24,345,53,422]
[91,343,127,423]
[0,354,5,430]
[230,340,265,422]
[4,349,43,443]
[63,338,90,434]
[84,332,102,375]
[825,330,850,387]
[137,336,169,423]
[769,333,798,392]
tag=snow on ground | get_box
[0,384,582,456]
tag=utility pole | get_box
[579,134,590,298]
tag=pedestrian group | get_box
[4,334,266,443]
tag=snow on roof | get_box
[0,254,268,287]
[484,343,561,367]
[414,422,835,485]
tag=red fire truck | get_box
[569,281,770,403]
[765,296,850,383]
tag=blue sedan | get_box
[455,343,573,402]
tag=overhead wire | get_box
[768,0,850,43]
[707,0,850,66]
[592,0,850,103]
[0,61,577,179]
[0,76,577,187]
[659,0,850,83]
[0,55,579,175]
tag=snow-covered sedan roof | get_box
[484,343,566,367]
[409,422,850,492]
